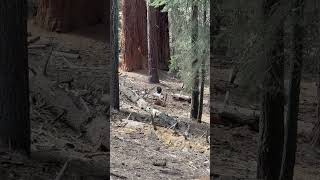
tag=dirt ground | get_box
[110,70,210,179]
[211,65,320,179]
[0,20,110,179]
[1,19,210,179]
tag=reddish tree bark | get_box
[35,0,106,32]
[121,0,148,71]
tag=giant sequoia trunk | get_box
[257,0,285,179]
[35,0,106,33]
[0,0,30,155]
[147,2,160,83]
[121,0,148,71]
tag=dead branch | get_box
[54,159,70,180]
[43,45,54,76]
[27,36,40,45]
[60,57,107,70]
[53,51,80,59]
[28,44,48,49]
[110,172,127,179]
[84,152,109,159]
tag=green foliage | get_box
[150,0,210,92]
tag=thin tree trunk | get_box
[257,0,285,179]
[197,0,207,122]
[210,0,220,178]
[111,0,120,110]
[147,1,160,83]
[279,0,304,179]
[0,0,30,155]
[158,6,170,71]
[190,2,200,119]
[197,62,205,122]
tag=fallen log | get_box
[215,104,260,131]
[120,86,210,137]
[53,51,80,59]
[172,94,191,103]
[213,80,238,94]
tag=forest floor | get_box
[110,70,210,180]
[0,20,210,180]
[212,64,320,179]
[0,20,110,179]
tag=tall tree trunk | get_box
[111,0,120,110]
[158,7,170,71]
[197,62,205,122]
[279,0,304,179]
[0,0,30,155]
[257,0,285,179]
[312,62,320,147]
[197,0,208,122]
[121,0,148,71]
[190,2,200,119]
[147,1,160,83]
[210,0,220,178]
[311,0,320,153]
